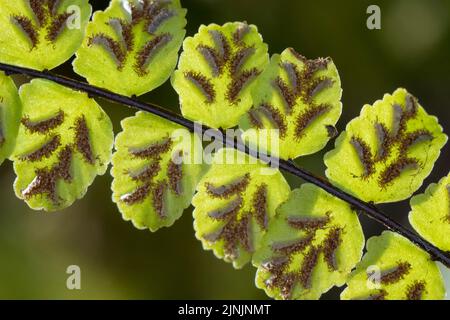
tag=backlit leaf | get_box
[253,184,364,300]
[239,48,342,160]
[0,72,22,166]
[324,88,447,203]
[111,111,205,231]
[409,173,450,251]
[73,0,187,96]
[192,148,290,268]
[171,22,269,129]
[341,231,445,300]
[12,79,114,211]
[0,0,92,70]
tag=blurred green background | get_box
[0,0,449,299]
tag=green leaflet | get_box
[341,231,445,300]
[409,173,450,252]
[192,148,290,269]
[171,22,269,129]
[253,184,364,300]
[239,48,342,160]
[0,0,91,70]
[12,79,114,211]
[0,72,22,166]
[73,0,187,97]
[111,111,205,231]
[324,88,447,203]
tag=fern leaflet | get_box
[12,79,114,211]
[73,0,187,96]
[0,0,91,70]
[324,88,447,203]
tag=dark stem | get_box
[1,62,449,268]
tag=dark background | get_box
[0,0,449,299]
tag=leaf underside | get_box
[239,48,342,160]
[324,88,447,203]
[111,111,205,232]
[253,184,364,300]
[0,71,22,166]
[409,173,450,252]
[341,231,445,300]
[0,1,448,302]
[172,21,269,129]
[192,148,291,269]
[12,79,114,211]
[0,0,92,70]
[73,0,187,97]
